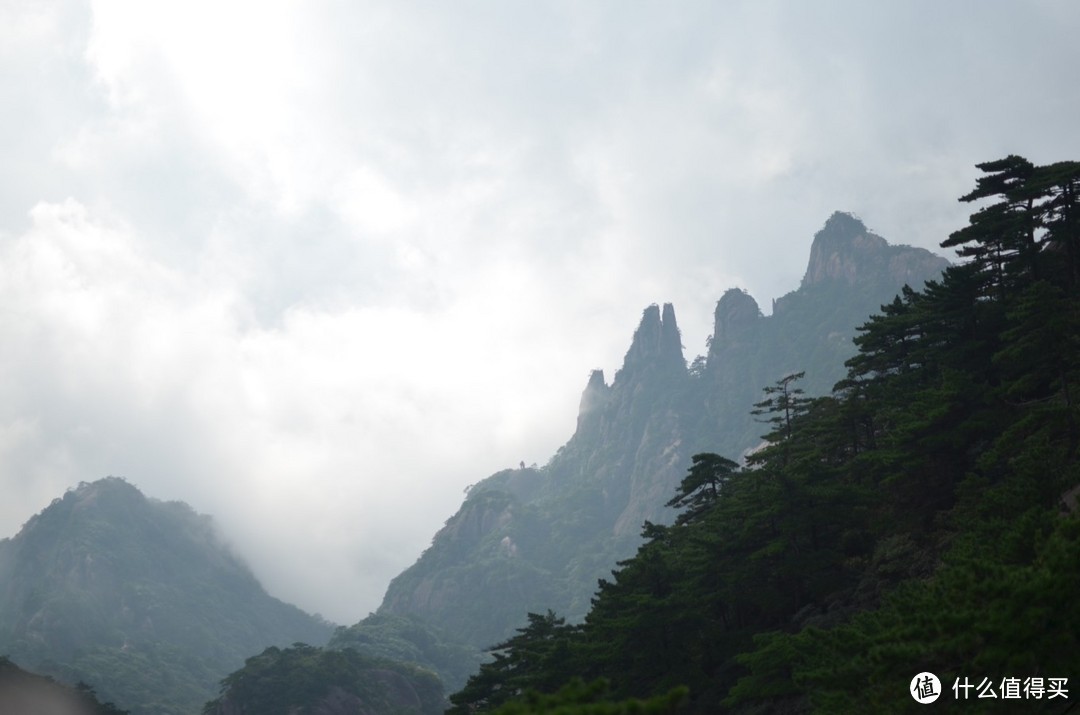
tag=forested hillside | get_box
[448,156,1080,713]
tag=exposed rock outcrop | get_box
[800,211,949,289]
[710,288,762,355]
[575,369,610,436]
[616,303,685,381]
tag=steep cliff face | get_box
[798,211,950,291]
[575,369,610,435]
[711,288,762,349]
[617,303,685,380]
[701,289,768,459]
[377,486,561,650]
[559,305,690,538]
[376,213,950,659]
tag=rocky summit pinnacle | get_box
[615,303,685,382]
[576,368,610,434]
[711,289,762,354]
[801,212,949,288]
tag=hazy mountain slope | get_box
[0,478,334,715]
[376,213,949,652]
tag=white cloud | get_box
[334,166,419,236]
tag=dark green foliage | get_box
[448,611,581,714]
[451,156,1080,713]
[203,643,444,715]
[728,157,1080,711]
[664,453,738,526]
[0,479,334,714]
[751,372,807,441]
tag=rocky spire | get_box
[617,303,685,380]
[660,303,682,363]
[709,288,762,360]
[575,369,610,435]
[622,304,662,370]
[579,369,608,411]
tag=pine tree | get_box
[665,453,739,526]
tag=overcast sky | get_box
[2,0,1079,624]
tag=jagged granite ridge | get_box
[375,213,950,656]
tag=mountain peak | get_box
[660,302,680,351]
[616,303,685,382]
[801,212,949,289]
[801,212,887,287]
[710,289,762,355]
[69,475,145,506]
